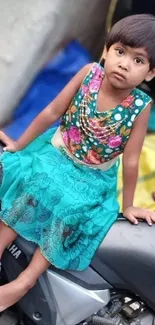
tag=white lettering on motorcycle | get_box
[7,244,21,259]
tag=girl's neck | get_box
[101,74,133,101]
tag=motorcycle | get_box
[0,144,155,325]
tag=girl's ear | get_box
[145,68,155,82]
[100,46,107,62]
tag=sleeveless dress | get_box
[0,63,151,271]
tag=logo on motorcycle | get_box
[7,243,22,259]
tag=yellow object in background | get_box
[118,135,155,210]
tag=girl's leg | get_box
[0,247,50,311]
[0,221,18,258]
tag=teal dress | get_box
[0,63,151,271]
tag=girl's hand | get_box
[0,131,19,153]
[123,206,155,226]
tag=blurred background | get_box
[0,0,154,208]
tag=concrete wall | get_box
[0,0,110,125]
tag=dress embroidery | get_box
[60,63,151,165]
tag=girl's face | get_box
[104,42,155,90]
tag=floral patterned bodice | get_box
[60,63,151,165]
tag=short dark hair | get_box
[106,14,155,68]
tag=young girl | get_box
[0,13,155,311]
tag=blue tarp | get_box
[4,41,91,139]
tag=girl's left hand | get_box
[123,206,155,226]
[0,131,19,152]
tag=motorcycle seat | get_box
[91,216,155,309]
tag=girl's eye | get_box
[115,48,124,56]
[134,57,143,65]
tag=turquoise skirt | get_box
[0,128,119,270]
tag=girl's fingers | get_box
[3,145,16,152]
[150,211,155,220]
[127,214,138,225]
[145,215,152,226]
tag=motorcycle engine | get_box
[83,295,155,325]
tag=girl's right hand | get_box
[0,131,19,152]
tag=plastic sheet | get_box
[118,135,155,210]
[4,40,91,139]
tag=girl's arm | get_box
[122,103,155,224]
[0,64,91,151]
